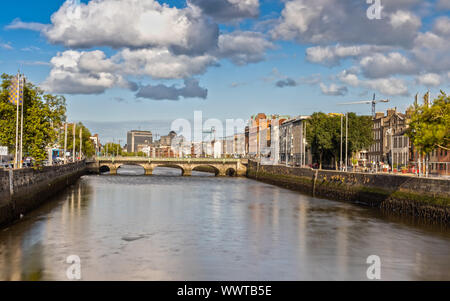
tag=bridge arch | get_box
[225,168,236,177]
[154,164,185,176]
[117,164,145,176]
[90,158,248,177]
[192,165,220,176]
[99,165,111,174]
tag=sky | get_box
[1,0,449,142]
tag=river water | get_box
[0,166,449,281]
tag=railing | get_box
[95,156,242,163]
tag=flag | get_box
[8,74,23,105]
[423,91,430,107]
[19,75,24,104]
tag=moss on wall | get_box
[247,161,450,224]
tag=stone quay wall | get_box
[247,161,450,224]
[0,162,86,227]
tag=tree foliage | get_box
[407,91,450,154]
[0,73,66,165]
[307,112,374,169]
[306,113,335,169]
[64,123,96,158]
[102,142,124,156]
[0,73,98,165]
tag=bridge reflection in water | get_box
[87,157,248,177]
[114,165,218,177]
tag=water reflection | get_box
[117,165,145,176]
[0,168,449,281]
[116,165,215,177]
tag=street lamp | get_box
[387,128,393,173]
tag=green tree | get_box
[346,113,374,158]
[407,91,450,154]
[103,143,123,156]
[0,73,66,166]
[307,112,374,169]
[66,123,96,158]
[306,112,335,169]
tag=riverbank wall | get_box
[247,161,450,224]
[0,162,86,227]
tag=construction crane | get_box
[202,127,217,158]
[202,127,216,143]
[338,93,390,119]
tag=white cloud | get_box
[416,73,442,87]
[335,70,411,96]
[5,18,49,31]
[412,31,450,74]
[274,0,448,97]
[42,50,136,94]
[78,50,117,73]
[298,74,322,85]
[389,10,421,29]
[271,0,421,48]
[21,46,41,52]
[436,0,450,11]
[217,31,274,65]
[306,44,391,67]
[364,78,409,96]
[320,83,348,96]
[7,0,275,98]
[43,47,217,94]
[118,48,216,79]
[337,70,360,87]
[0,43,13,50]
[41,0,218,54]
[433,17,450,37]
[359,52,416,78]
[189,0,259,22]
[18,61,51,66]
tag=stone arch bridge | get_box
[86,157,248,177]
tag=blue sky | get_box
[1,0,449,142]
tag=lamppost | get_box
[387,128,393,173]
[340,114,343,171]
[345,112,348,172]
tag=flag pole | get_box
[14,73,20,169]
[79,127,82,160]
[64,123,68,164]
[19,74,24,168]
[73,123,76,162]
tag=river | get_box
[0,166,449,281]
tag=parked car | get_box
[0,163,13,169]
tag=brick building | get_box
[368,108,410,165]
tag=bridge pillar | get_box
[183,168,192,177]
[218,168,228,177]
[110,167,118,175]
[236,161,247,177]
[145,168,153,176]
[236,169,247,177]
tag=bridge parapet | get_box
[87,157,247,177]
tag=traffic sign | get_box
[0,146,8,156]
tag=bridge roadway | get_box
[86,157,248,177]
